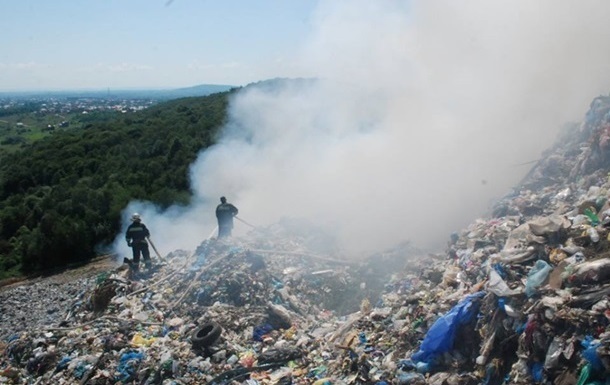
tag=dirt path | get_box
[0,254,119,292]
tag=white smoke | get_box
[114,0,610,259]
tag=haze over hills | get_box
[0,83,235,100]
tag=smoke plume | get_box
[114,0,610,259]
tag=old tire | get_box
[192,322,222,348]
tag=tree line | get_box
[0,90,233,279]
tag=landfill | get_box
[3,96,610,384]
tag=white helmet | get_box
[131,213,141,222]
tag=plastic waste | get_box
[488,269,518,297]
[116,351,144,382]
[544,336,563,370]
[358,332,367,345]
[239,351,256,368]
[131,333,156,347]
[503,304,520,318]
[253,324,274,342]
[54,357,71,373]
[411,292,485,369]
[584,207,600,226]
[528,215,570,236]
[581,336,604,372]
[572,214,590,226]
[415,361,429,373]
[312,378,332,385]
[530,362,543,382]
[398,360,417,371]
[587,226,600,243]
[595,196,606,210]
[525,260,552,297]
[575,363,592,385]
[549,248,568,264]
[476,330,496,366]
[555,187,571,200]
[396,372,426,385]
[510,357,529,381]
[568,258,610,285]
[227,355,238,365]
[492,263,507,278]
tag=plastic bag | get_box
[581,336,604,372]
[525,260,552,297]
[544,336,563,370]
[488,270,518,297]
[569,258,610,285]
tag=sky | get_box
[0,0,317,91]
[11,1,610,259]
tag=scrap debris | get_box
[4,95,610,383]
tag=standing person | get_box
[216,196,238,238]
[125,213,152,270]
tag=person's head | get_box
[220,196,227,204]
[131,213,141,222]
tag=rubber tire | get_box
[191,322,222,348]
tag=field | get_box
[0,97,152,153]
[0,111,80,152]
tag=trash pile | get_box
[3,95,610,384]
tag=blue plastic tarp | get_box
[411,291,485,366]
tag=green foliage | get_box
[0,90,234,277]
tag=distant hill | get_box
[0,84,236,100]
[159,84,237,99]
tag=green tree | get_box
[0,88,236,277]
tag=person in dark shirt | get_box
[125,213,152,270]
[216,196,238,238]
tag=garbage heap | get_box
[0,224,429,385]
[3,95,610,384]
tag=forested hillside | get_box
[0,90,234,278]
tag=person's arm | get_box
[144,224,150,238]
[125,225,132,246]
[232,205,238,216]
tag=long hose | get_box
[235,216,256,228]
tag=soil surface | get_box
[0,255,118,292]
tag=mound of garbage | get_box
[3,95,610,384]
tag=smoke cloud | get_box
[114,0,610,259]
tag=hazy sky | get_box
[42,0,609,258]
[0,0,317,91]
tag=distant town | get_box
[0,95,158,148]
[1,95,157,116]
[0,85,234,149]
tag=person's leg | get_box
[218,225,227,238]
[132,245,141,269]
[142,244,152,267]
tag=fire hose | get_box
[235,216,256,228]
[146,237,166,263]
